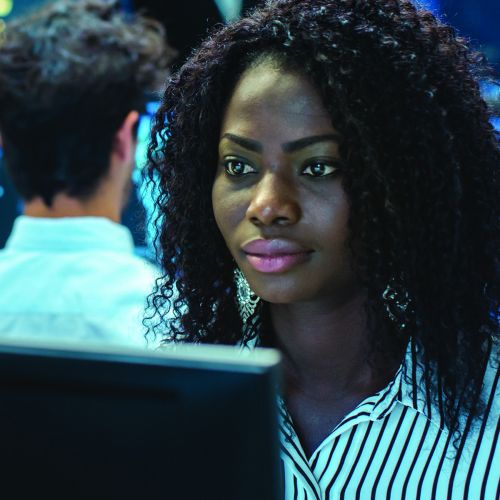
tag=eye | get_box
[301,161,339,177]
[224,159,256,176]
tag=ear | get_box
[111,110,139,165]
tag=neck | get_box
[270,292,388,400]
[24,190,121,223]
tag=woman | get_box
[147,0,499,498]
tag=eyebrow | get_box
[221,133,262,153]
[221,133,341,154]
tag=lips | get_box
[242,239,312,273]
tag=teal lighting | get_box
[214,0,243,22]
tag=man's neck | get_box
[23,193,120,223]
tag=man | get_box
[0,0,175,347]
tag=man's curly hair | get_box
[0,0,176,205]
[147,0,499,438]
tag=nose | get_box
[246,172,301,227]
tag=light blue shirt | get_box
[0,216,158,348]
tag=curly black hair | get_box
[0,0,176,206]
[147,0,499,439]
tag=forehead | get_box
[221,61,334,138]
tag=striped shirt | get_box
[277,342,499,499]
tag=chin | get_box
[251,281,307,305]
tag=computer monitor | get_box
[0,340,282,499]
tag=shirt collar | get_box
[276,338,442,442]
[246,328,442,437]
[331,339,443,430]
[398,339,444,429]
[5,216,135,254]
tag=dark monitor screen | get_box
[0,340,282,500]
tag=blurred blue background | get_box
[1,0,497,70]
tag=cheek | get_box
[211,177,246,246]
[327,203,351,263]
[309,190,350,251]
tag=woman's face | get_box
[212,60,359,306]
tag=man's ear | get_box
[111,110,139,165]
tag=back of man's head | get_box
[0,0,175,207]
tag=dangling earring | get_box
[382,279,412,331]
[234,268,260,323]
